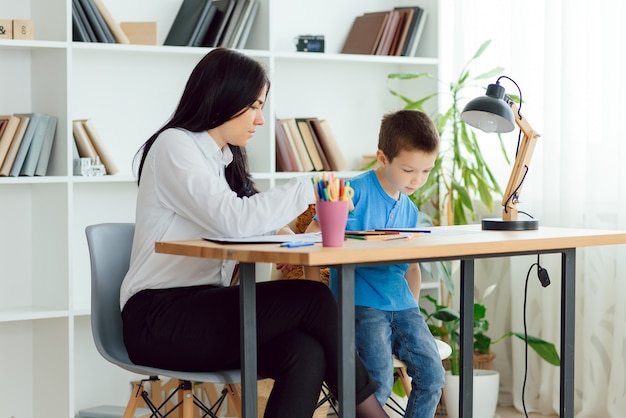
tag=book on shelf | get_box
[78,0,115,43]
[274,118,298,172]
[342,6,427,57]
[9,113,41,177]
[219,0,248,47]
[281,118,314,172]
[190,2,218,46]
[73,119,98,160]
[278,118,304,172]
[164,0,214,46]
[276,118,348,172]
[308,118,348,171]
[0,116,30,176]
[92,0,131,44]
[341,11,389,55]
[374,10,400,55]
[201,0,236,47]
[0,117,16,168]
[300,118,332,171]
[73,0,97,42]
[72,0,92,42]
[295,119,325,171]
[230,0,259,49]
[81,119,119,174]
[34,115,58,176]
[19,114,51,176]
[399,6,427,56]
[391,8,413,56]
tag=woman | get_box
[121,48,387,418]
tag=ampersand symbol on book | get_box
[21,25,27,35]
[0,26,6,35]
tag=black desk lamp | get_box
[461,76,540,230]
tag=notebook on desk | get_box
[203,232,322,245]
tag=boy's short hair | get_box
[378,110,439,161]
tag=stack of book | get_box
[72,119,119,175]
[0,113,57,177]
[72,0,130,43]
[341,6,427,56]
[164,0,260,48]
[275,117,349,173]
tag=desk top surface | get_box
[155,225,626,266]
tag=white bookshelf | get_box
[0,0,441,416]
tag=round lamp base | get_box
[482,218,539,231]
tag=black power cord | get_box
[521,254,551,417]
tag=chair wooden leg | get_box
[123,382,144,418]
[397,366,412,397]
[225,383,242,418]
[178,380,194,418]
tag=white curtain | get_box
[442,1,626,416]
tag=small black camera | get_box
[296,35,325,53]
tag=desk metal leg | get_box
[460,259,475,418]
[239,262,257,418]
[560,249,576,417]
[337,264,356,418]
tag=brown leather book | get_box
[341,11,389,55]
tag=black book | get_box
[202,0,235,47]
[190,3,218,46]
[164,0,213,46]
[72,5,90,41]
[393,6,423,57]
[78,0,114,43]
[73,0,97,42]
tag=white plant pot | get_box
[444,370,499,418]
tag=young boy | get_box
[306,109,445,418]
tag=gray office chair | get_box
[86,223,241,418]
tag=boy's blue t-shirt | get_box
[328,170,419,311]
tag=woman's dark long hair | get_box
[134,48,269,198]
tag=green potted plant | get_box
[421,284,560,376]
[387,39,510,228]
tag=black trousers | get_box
[122,279,377,418]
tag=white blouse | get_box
[120,128,315,309]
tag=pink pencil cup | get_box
[316,200,349,247]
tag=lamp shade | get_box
[461,83,515,133]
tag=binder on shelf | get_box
[0,116,30,176]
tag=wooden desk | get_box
[155,225,626,418]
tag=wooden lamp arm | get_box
[500,99,540,221]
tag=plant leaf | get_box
[512,333,561,366]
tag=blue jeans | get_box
[355,306,445,418]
